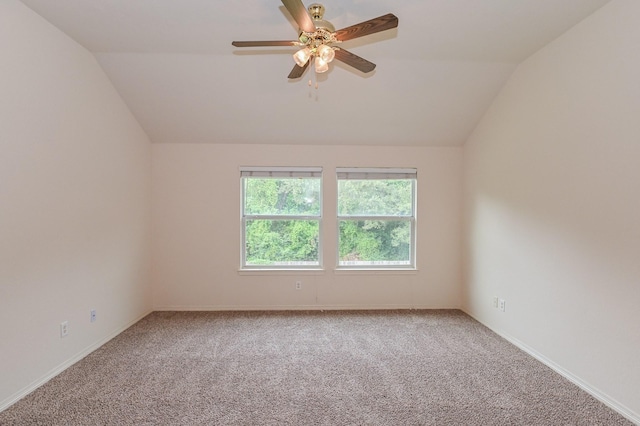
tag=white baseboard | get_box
[153,304,458,311]
[0,309,153,413]
[462,310,640,425]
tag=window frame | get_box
[336,167,417,270]
[240,167,323,270]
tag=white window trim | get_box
[336,167,417,270]
[240,167,323,270]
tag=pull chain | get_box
[307,57,320,98]
[313,58,319,90]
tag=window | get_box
[241,167,322,269]
[337,168,417,269]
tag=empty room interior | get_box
[1,0,639,423]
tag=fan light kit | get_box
[232,1,398,82]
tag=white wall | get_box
[0,0,152,409]
[152,144,462,310]
[462,0,640,421]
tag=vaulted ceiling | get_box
[21,0,611,146]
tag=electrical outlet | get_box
[499,299,506,312]
[60,321,69,337]
[90,309,97,323]
[295,280,302,290]
[493,297,499,308]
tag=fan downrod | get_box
[308,3,324,20]
[307,3,334,32]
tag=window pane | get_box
[338,220,411,266]
[245,219,319,266]
[338,180,413,216]
[244,177,321,216]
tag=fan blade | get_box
[334,13,398,42]
[232,41,298,47]
[334,48,376,73]
[281,0,316,33]
[288,61,310,79]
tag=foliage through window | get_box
[241,167,322,268]
[337,168,416,268]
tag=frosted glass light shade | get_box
[317,44,335,63]
[293,47,312,67]
[314,56,329,73]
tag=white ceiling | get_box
[20,0,611,146]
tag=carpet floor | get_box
[0,310,632,425]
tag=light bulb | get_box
[314,56,329,73]
[293,47,312,67]
[317,44,335,63]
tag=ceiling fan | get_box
[231,0,399,79]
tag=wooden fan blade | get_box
[288,61,310,79]
[334,48,376,73]
[334,13,399,42]
[232,41,298,47]
[281,0,316,33]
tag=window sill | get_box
[333,268,418,275]
[238,269,325,276]
[238,268,418,276]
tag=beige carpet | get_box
[0,310,632,425]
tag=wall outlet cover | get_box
[60,321,69,337]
